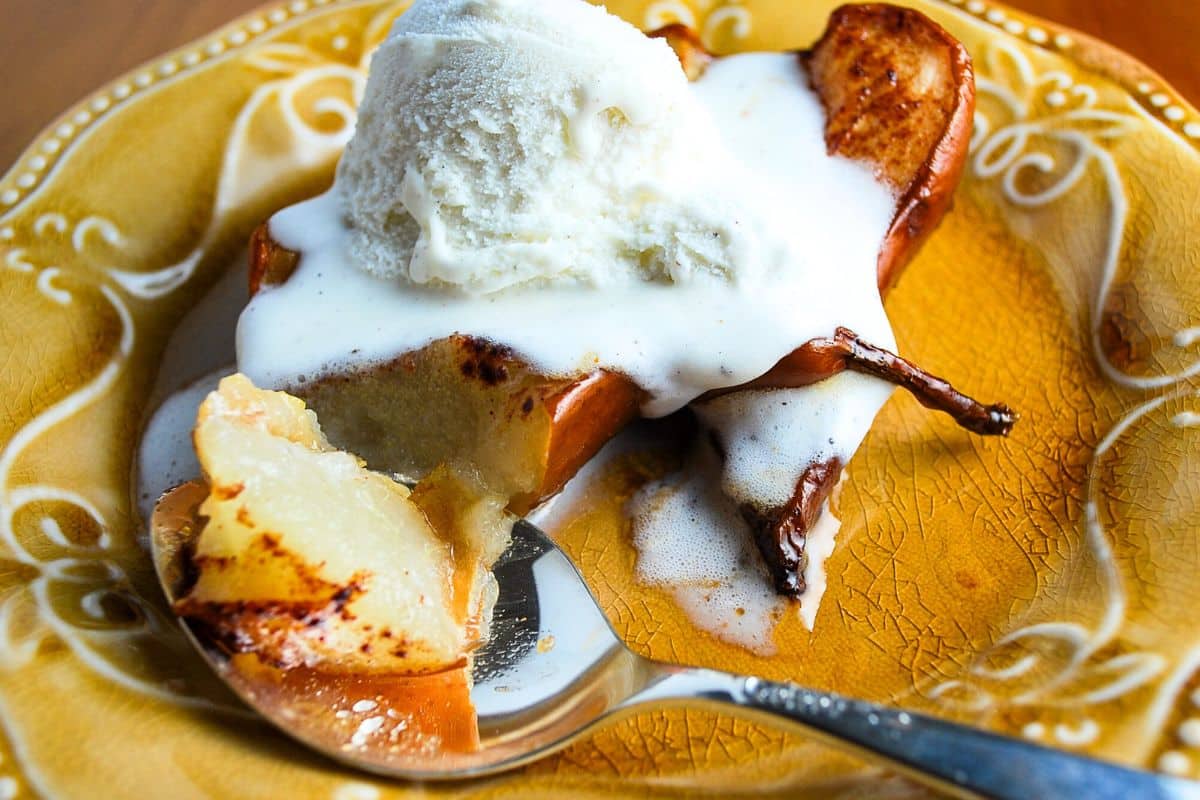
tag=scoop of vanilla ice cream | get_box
[336,0,776,294]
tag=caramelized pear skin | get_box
[247,7,1006,598]
[648,24,713,81]
[804,4,975,291]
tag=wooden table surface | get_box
[1,0,1198,168]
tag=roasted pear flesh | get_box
[165,375,512,675]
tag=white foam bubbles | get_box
[631,440,785,654]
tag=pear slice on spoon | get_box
[151,479,1197,798]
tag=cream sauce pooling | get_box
[236,53,896,417]
[631,440,786,655]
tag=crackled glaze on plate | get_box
[0,0,1198,797]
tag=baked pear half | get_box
[246,5,1009,596]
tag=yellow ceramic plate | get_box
[2,1,1199,797]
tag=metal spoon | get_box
[152,512,1200,799]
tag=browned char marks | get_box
[456,337,514,386]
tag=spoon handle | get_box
[638,668,1199,800]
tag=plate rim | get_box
[0,0,1198,218]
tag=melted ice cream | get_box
[238,53,895,417]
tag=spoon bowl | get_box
[151,487,668,776]
[152,492,1200,799]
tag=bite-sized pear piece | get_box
[169,374,512,674]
